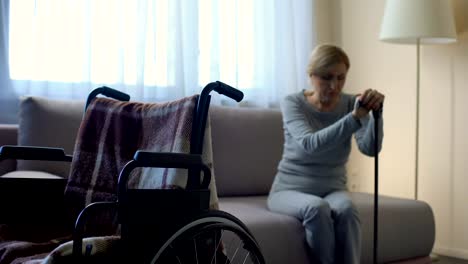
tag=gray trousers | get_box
[267,190,361,264]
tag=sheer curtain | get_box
[5,0,316,114]
[0,0,17,124]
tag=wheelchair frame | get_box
[73,82,263,263]
[0,82,264,263]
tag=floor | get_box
[436,255,468,264]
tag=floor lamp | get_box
[379,0,457,200]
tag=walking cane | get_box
[372,105,382,264]
[358,100,382,264]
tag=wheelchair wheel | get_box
[150,211,265,264]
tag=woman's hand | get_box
[352,89,385,119]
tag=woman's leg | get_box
[324,190,361,264]
[268,190,335,264]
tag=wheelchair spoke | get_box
[242,252,250,264]
[210,230,217,264]
[210,229,216,264]
[230,245,240,263]
[224,236,236,264]
[168,245,183,264]
[210,229,225,264]
[193,238,199,264]
[151,214,265,264]
[231,241,241,263]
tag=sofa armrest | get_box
[0,143,71,225]
[0,124,18,175]
[0,124,18,145]
[0,177,67,225]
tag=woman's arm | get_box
[282,95,362,154]
[354,113,384,156]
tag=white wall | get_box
[321,0,468,259]
[420,15,468,258]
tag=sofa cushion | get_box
[219,196,311,264]
[219,193,435,264]
[210,106,284,196]
[17,96,84,178]
[1,170,63,179]
[351,192,435,264]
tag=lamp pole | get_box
[415,38,420,200]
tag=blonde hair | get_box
[306,44,350,77]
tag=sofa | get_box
[0,96,435,263]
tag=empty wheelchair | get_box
[0,82,265,264]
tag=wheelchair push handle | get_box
[214,81,244,102]
[85,86,131,111]
[202,81,244,102]
[100,86,131,101]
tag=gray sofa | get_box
[0,96,435,263]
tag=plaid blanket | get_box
[0,95,219,263]
[0,225,71,264]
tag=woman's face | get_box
[310,62,348,105]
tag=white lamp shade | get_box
[380,0,457,44]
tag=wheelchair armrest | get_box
[133,151,206,169]
[0,145,73,162]
[118,151,211,193]
[0,177,67,225]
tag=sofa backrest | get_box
[210,106,283,197]
[17,96,84,178]
[15,96,285,196]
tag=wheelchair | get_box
[0,82,265,264]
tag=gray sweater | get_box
[270,91,383,197]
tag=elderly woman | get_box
[267,44,384,264]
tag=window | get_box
[8,0,314,106]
